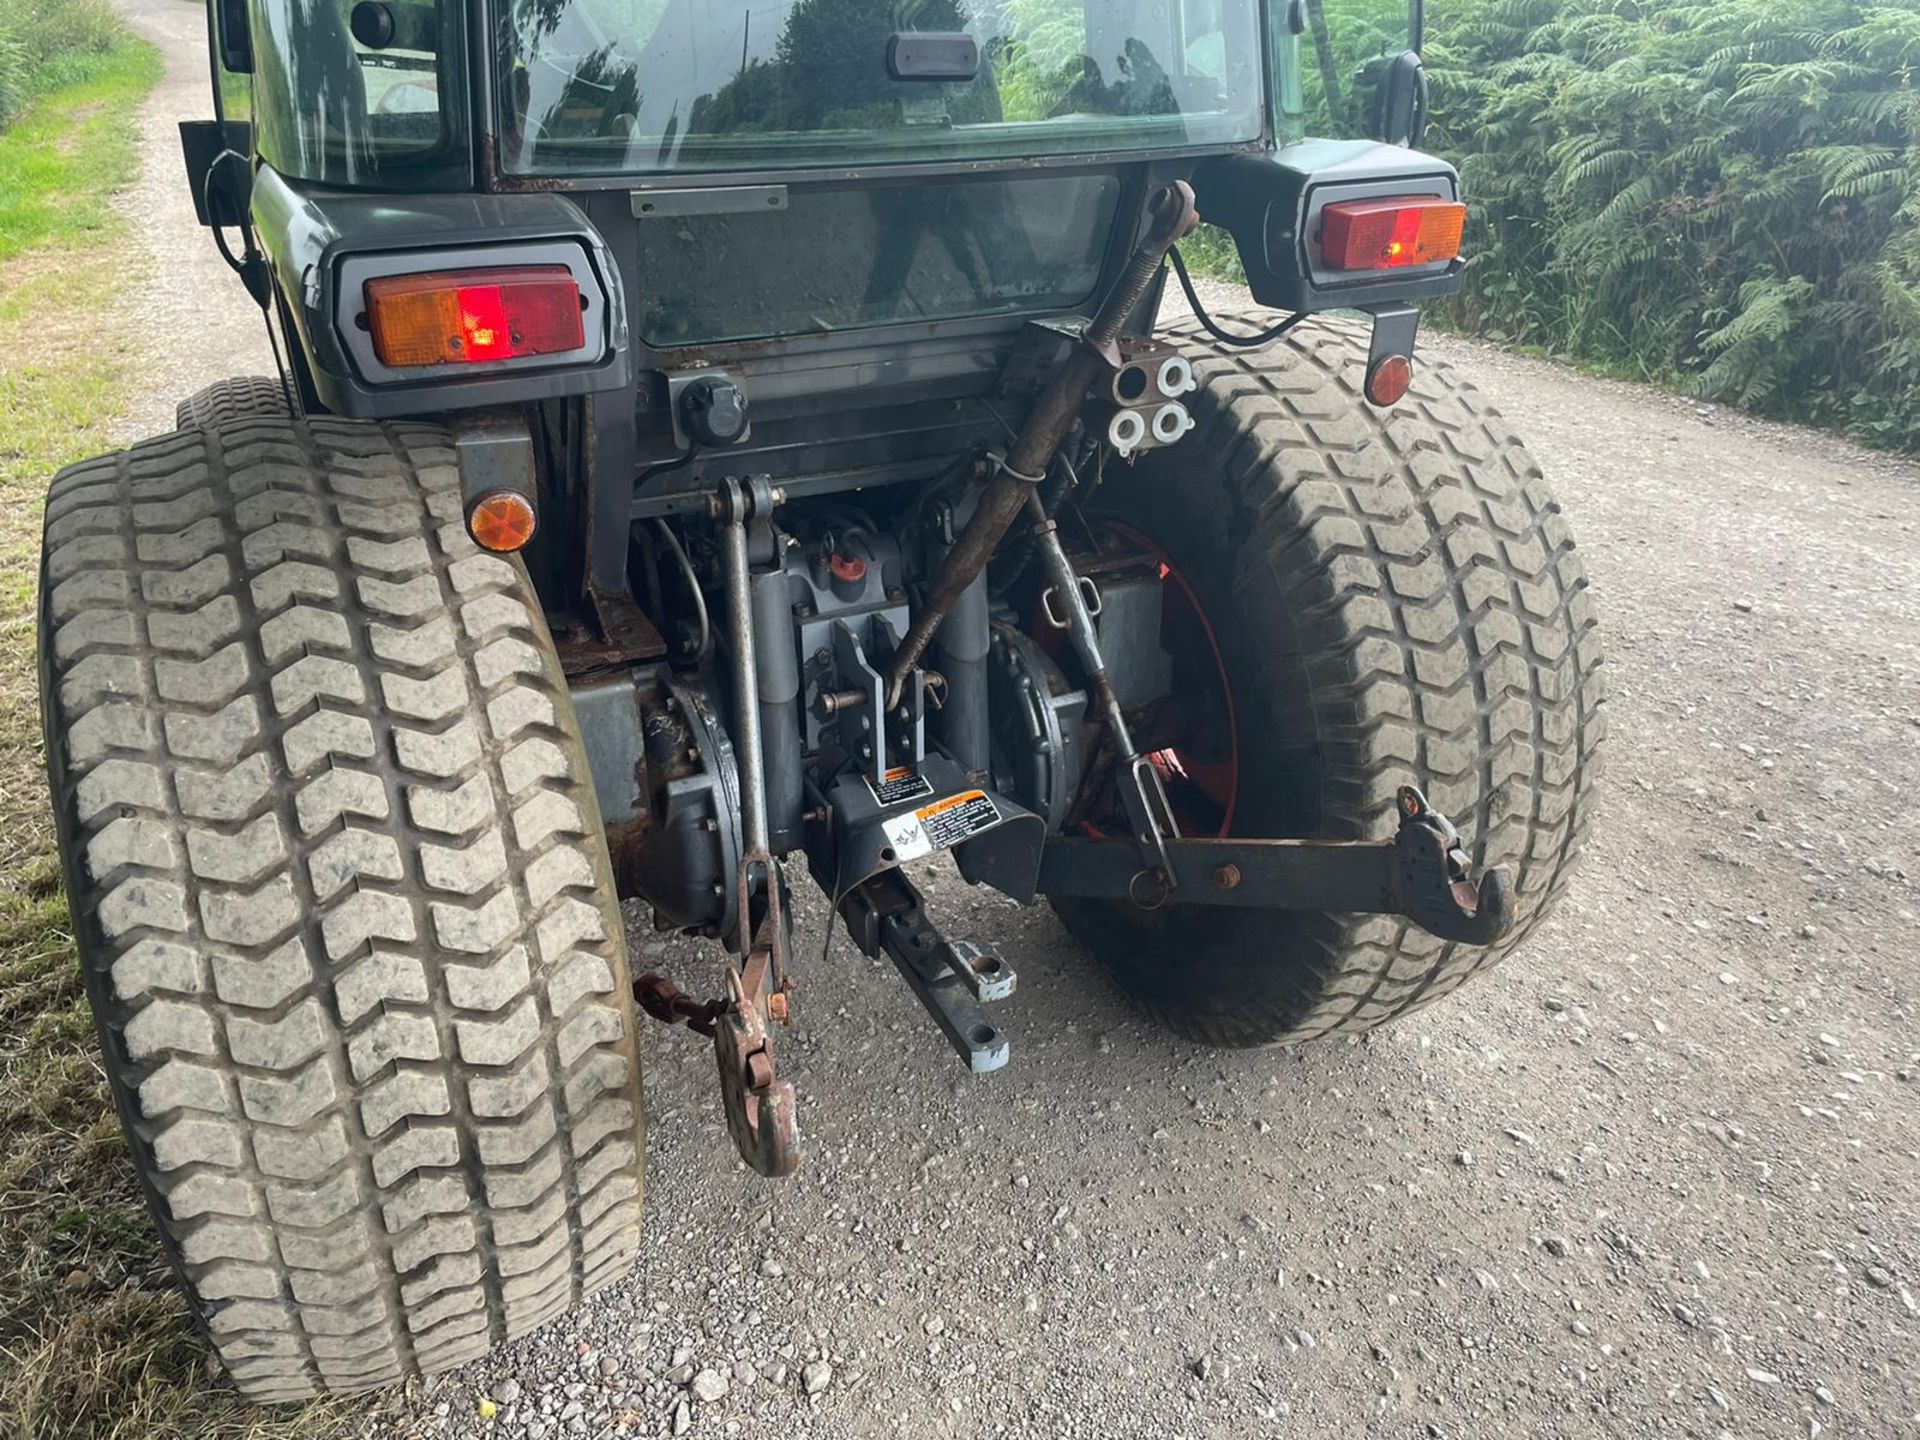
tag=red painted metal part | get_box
[1071,519,1241,841]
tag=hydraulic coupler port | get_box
[1095,334,1198,459]
[1107,408,1148,456]
[1157,354,1197,397]
[1151,402,1195,445]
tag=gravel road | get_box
[115,4,1919,1437]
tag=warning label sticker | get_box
[865,766,936,807]
[882,790,1001,864]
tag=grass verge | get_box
[0,32,365,1440]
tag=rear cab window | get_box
[249,0,470,188]
[494,0,1267,177]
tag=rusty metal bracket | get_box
[1390,786,1514,946]
[1035,785,1515,946]
[628,851,802,1177]
[553,585,668,679]
[714,858,800,1176]
[633,973,725,1037]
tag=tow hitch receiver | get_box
[839,867,1018,1073]
[1037,787,1515,946]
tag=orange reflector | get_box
[467,490,538,553]
[1321,197,1466,271]
[1365,354,1414,408]
[365,266,584,368]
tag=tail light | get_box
[365,266,584,368]
[1321,197,1466,272]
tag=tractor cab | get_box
[195,1,1456,399]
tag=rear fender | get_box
[1193,138,1463,314]
[249,165,631,419]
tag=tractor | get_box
[37,0,1603,1400]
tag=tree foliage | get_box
[1422,0,1920,448]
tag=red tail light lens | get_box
[1320,198,1466,271]
[365,266,584,368]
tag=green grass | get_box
[0,0,127,128]
[0,30,369,1440]
[0,40,160,265]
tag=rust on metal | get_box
[633,973,725,1036]
[602,809,652,898]
[712,855,801,1177]
[882,181,1200,707]
[553,586,668,678]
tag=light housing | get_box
[1320,197,1466,272]
[365,266,585,368]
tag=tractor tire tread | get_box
[1072,315,1605,1047]
[175,376,292,433]
[40,418,644,1401]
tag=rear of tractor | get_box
[37,0,1603,1400]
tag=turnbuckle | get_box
[1025,493,1181,882]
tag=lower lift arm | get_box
[1037,786,1516,946]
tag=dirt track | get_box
[116,3,1919,1436]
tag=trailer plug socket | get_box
[680,376,750,447]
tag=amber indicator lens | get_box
[1320,198,1467,271]
[365,266,584,368]
[1365,354,1414,407]
[467,490,538,553]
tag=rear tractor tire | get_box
[175,375,292,432]
[1054,318,1606,1047]
[39,418,646,1400]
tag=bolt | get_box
[1213,864,1242,890]
[768,992,790,1025]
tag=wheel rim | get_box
[1034,517,1240,840]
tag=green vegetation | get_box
[0,10,357,1437]
[0,0,126,128]
[0,40,159,263]
[1423,0,1920,448]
